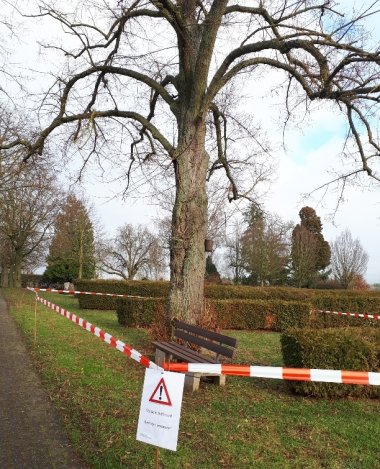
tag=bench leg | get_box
[155,349,167,367]
[184,373,201,392]
[213,374,226,387]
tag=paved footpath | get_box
[0,290,86,469]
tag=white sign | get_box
[136,369,185,451]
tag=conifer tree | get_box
[205,256,221,284]
[291,207,331,287]
[241,205,291,286]
[44,195,95,283]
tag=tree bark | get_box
[0,263,9,288]
[78,225,84,279]
[8,260,15,287]
[166,2,223,324]
[10,252,22,288]
[169,121,209,324]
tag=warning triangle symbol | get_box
[149,377,172,406]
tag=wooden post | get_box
[155,447,160,469]
[34,294,38,343]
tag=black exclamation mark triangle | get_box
[149,378,172,406]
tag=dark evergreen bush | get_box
[281,328,380,398]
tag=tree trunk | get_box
[0,263,9,288]
[8,258,15,287]
[13,254,22,288]
[169,122,209,324]
[165,1,226,324]
[78,225,84,279]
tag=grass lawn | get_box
[3,288,380,468]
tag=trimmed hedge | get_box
[312,293,380,317]
[114,296,379,331]
[211,299,311,331]
[21,274,43,288]
[76,279,315,310]
[116,297,166,327]
[309,310,380,329]
[204,285,312,301]
[309,291,380,329]
[75,279,170,310]
[116,297,312,332]
[77,279,380,306]
[76,279,380,331]
[281,327,380,398]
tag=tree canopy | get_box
[44,195,96,283]
[240,206,291,286]
[0,108,62,287]
[331,229,369,289]
[291,206,330,287]
[97,223,163,280]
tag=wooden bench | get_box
[152,319,237,391]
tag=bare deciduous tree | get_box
[0,235,12,287]
[141,237,167,280]
[0,165,63,287]
[2,1,380,321]
[98,223,159,280]
[331,229,369,289]
[0,108,37,189]
[225,219,245,284]
[0,3,25,100]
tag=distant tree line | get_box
[0,138,369,290]
[0,109,63,287]
[224,205,369,290]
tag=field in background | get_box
[3,288,380,469]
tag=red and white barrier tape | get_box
[35,295,162,371]
[163,363,380,386]
[32,290,379,386]
[27,289,380,321]
[27,287,151,300]
[316,309,379,321]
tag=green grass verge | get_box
[3,288,380,469]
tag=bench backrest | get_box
[173,319,237,360]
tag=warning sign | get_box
[136,369,185,451]
[149,378,172,406]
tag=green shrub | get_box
[75,279,169,310]
[75,279,315,310]
[116,297,166,327]
[75,278,170,296]
[309,291,380,329]
[115,296,311,332]
[21,274,43,288]
[204,285,313,301]
[76,295,120,310]
[309,310,380,329]
[74,279,380,332]
[212,299,311,331]
[281,328,380,398]
[312,292,380,318]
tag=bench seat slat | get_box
[152,340,217,364]
[174,329,234,358]
[152,341,203,363]
[174,319,237,347]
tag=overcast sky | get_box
[2,1,380,284]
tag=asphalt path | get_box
[0,290,86,469]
